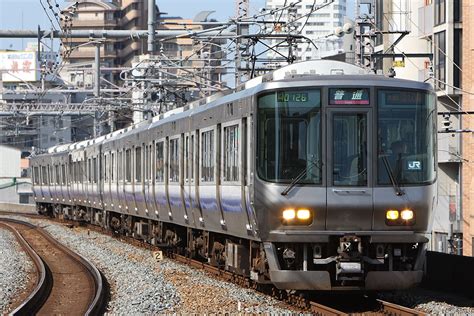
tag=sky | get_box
[0,0,267,50]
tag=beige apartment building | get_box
[61,0,150,86]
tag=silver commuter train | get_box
[31,60,437,290]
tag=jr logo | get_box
[407,161,422,170]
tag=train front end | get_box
[254,75,437,290]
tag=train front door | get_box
[326,108,373,230]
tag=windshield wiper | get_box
[281,159,321,196]
[381,155,404,196]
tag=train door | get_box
[326,107,373,230]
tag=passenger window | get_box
[185,136,189,182]
[93,157,97,183]
[223,125,239,182]
[111,153,115,182]
[125,149,132,183]
[55,165,59,184]
[42,166,47,184]
[156,142,164,182]
[62,164,66,184]
[201,130,214,182]
[169,138,179,183]
[190,135,194,182]
[135,147,142,183]
[118,151,123,182]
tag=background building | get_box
[266,0,348,60]
[61,0,152,85]
[0,145,32,204]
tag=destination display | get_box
[277,92,309,103]
[329,88,370,105]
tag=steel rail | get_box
[377,299,427,316]
[0,221,51,316]
[0,218,108,316]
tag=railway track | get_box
[0,218,108,316]
[0,212,426,315]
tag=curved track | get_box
[0,218,108,316]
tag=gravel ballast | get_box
[0,227,34,314]
[1,216,297,314]
[4,215,472,314]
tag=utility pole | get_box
[235,0,250,85]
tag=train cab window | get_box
[377,90,436,185]
[135,147,142,183]
[257,90,322,184]
[125,149,132,183]
[201,130,215,182]
[223,124,239,182]
[332,113,368,186]
[156,141,164,182]
[169,138,179,183]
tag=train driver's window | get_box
[377,90,436,185]
[332,113,368,186]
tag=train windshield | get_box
[377,89,437,185]
[257,90,322,184]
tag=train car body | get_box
[31,60,437,291]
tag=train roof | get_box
[42,60,433,155]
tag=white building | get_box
[0,145,32,204]
[266,0,348,60]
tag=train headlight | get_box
[282,208,312,225]
[386,210,399,220]
[296,209,311,220]
[401,209,414,220]
[282,209,296,220]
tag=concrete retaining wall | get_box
[0,202,36,214]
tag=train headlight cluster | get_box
[281,208,313,225]
[385,208,415,225]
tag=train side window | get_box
[185,136,189,182]
[145,144,152,182]
[33,167,39,185]
[111,153,115,182]
[156,141,164,182]
[93,157,98,183]
[169,138,179,183]
[136,146,142,183]
[201,130,215,182]
[223,124,239,182]
[62,164,66,185]
[103,155,107,182]
[118,151,123,182]
[190,135,194,182]
[125,149,132,183]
